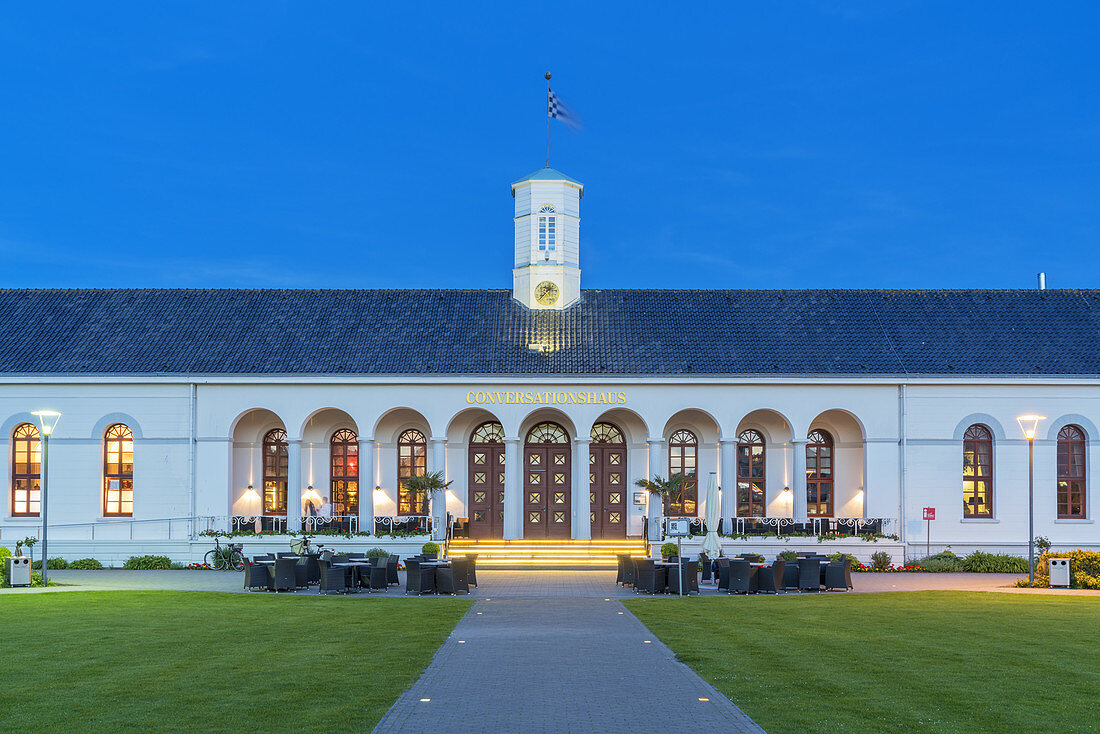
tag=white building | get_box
[1,166,1096,563]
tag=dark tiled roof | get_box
[1,288,1098,376]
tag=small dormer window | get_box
[537,205,556,254]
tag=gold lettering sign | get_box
[465,390,627,406]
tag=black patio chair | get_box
[615,554,627,585]
[622,557,637,587]
[798,558,822,592]
[716,558,731,591]
[781,559,800,590]
[387,555,401,586]
[244,560,272,591]
[293,558,308,589]
[634,560,666,594]
[668,561,699,595]
[404,560,435,595]
[824,558,853,591]
[268,557,297,593]
[303,553,321,585]
[359,563,389,592]
[318,561,346,595]
[346,552,366,560]
[437,560,469,596]
[463,554,477,587]
[698,553,712,583]
[727,560,753,594]
[276,552,296,559]
[757,559,785,594]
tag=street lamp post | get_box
[1016,414,1045,587]
[31,410,62,587]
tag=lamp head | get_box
[31,410,62,436]
[1016,415,1046,441]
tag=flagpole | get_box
[545,71,552,167]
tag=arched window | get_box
[1057,425,1086,519]
[10,423,40,517]
[397,429,427,516]
[737,429,766,517]
[330,429,358,519]
[526,422,569,444]
[103,424,134,517]
[806,429,833,517]
[962,424,993,518]
[538,205,557,255]
[590,422,624,444]
[667,429,698,516]
[471,422,504,443]
[262,429,288,517]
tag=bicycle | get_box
[205,534,245,570]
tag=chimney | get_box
[1038,272,1047,290]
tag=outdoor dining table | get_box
[254,555,301,565]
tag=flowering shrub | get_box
[1016,550,1100,589]
[184,562,212,570]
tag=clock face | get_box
[535,281,560,306]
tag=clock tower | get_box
[511,167,582,310]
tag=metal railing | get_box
[653,516,899,539]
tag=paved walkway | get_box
[371,596,764,734]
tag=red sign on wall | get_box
[923,507,936,521]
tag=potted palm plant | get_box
[404,471,453,541]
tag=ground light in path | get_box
[624,591,1100,734]
[0,591,470,733]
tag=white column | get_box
[430,436,447,540]
[358,438,375,535]
[503,437,522,539]
[573,437,592,540]
[719,438,737,529]
[287,438,302,534]
[647,437,665,542]
[791,439,808,520]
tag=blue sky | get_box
[1,3,1098,290]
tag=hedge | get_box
[122,555,173,570]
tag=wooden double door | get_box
[524,422,571,539]
[468,422,506,538]
[590,423,627,538]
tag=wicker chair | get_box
[463,554,477,587]
[716,558,731,591]
[698,553,712,583]
[404,560,435,595]
[437,560,470,596]
[634,560,666,594]
[757,559,785,594]
[798,558,822,592]
[624,559,642,589]
[727,560,752,594]
[824,558,853,591]
[360,563,389,592]
[346,552,366,560]
[244,560,272,591]
[318,561,346,595]
[668,560,699,595]
[615,554,627,585]
[303,553,321,585]
[268,557,298,593]
[387,555,400,586]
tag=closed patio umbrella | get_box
[702,472,722,559]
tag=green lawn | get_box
[625,591,1100,733]
[0,591,469,732]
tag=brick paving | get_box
[370,596,764,734]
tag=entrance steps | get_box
[446,538,649,568]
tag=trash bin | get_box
[1049,557,1071,588]
[5,556,31,586]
